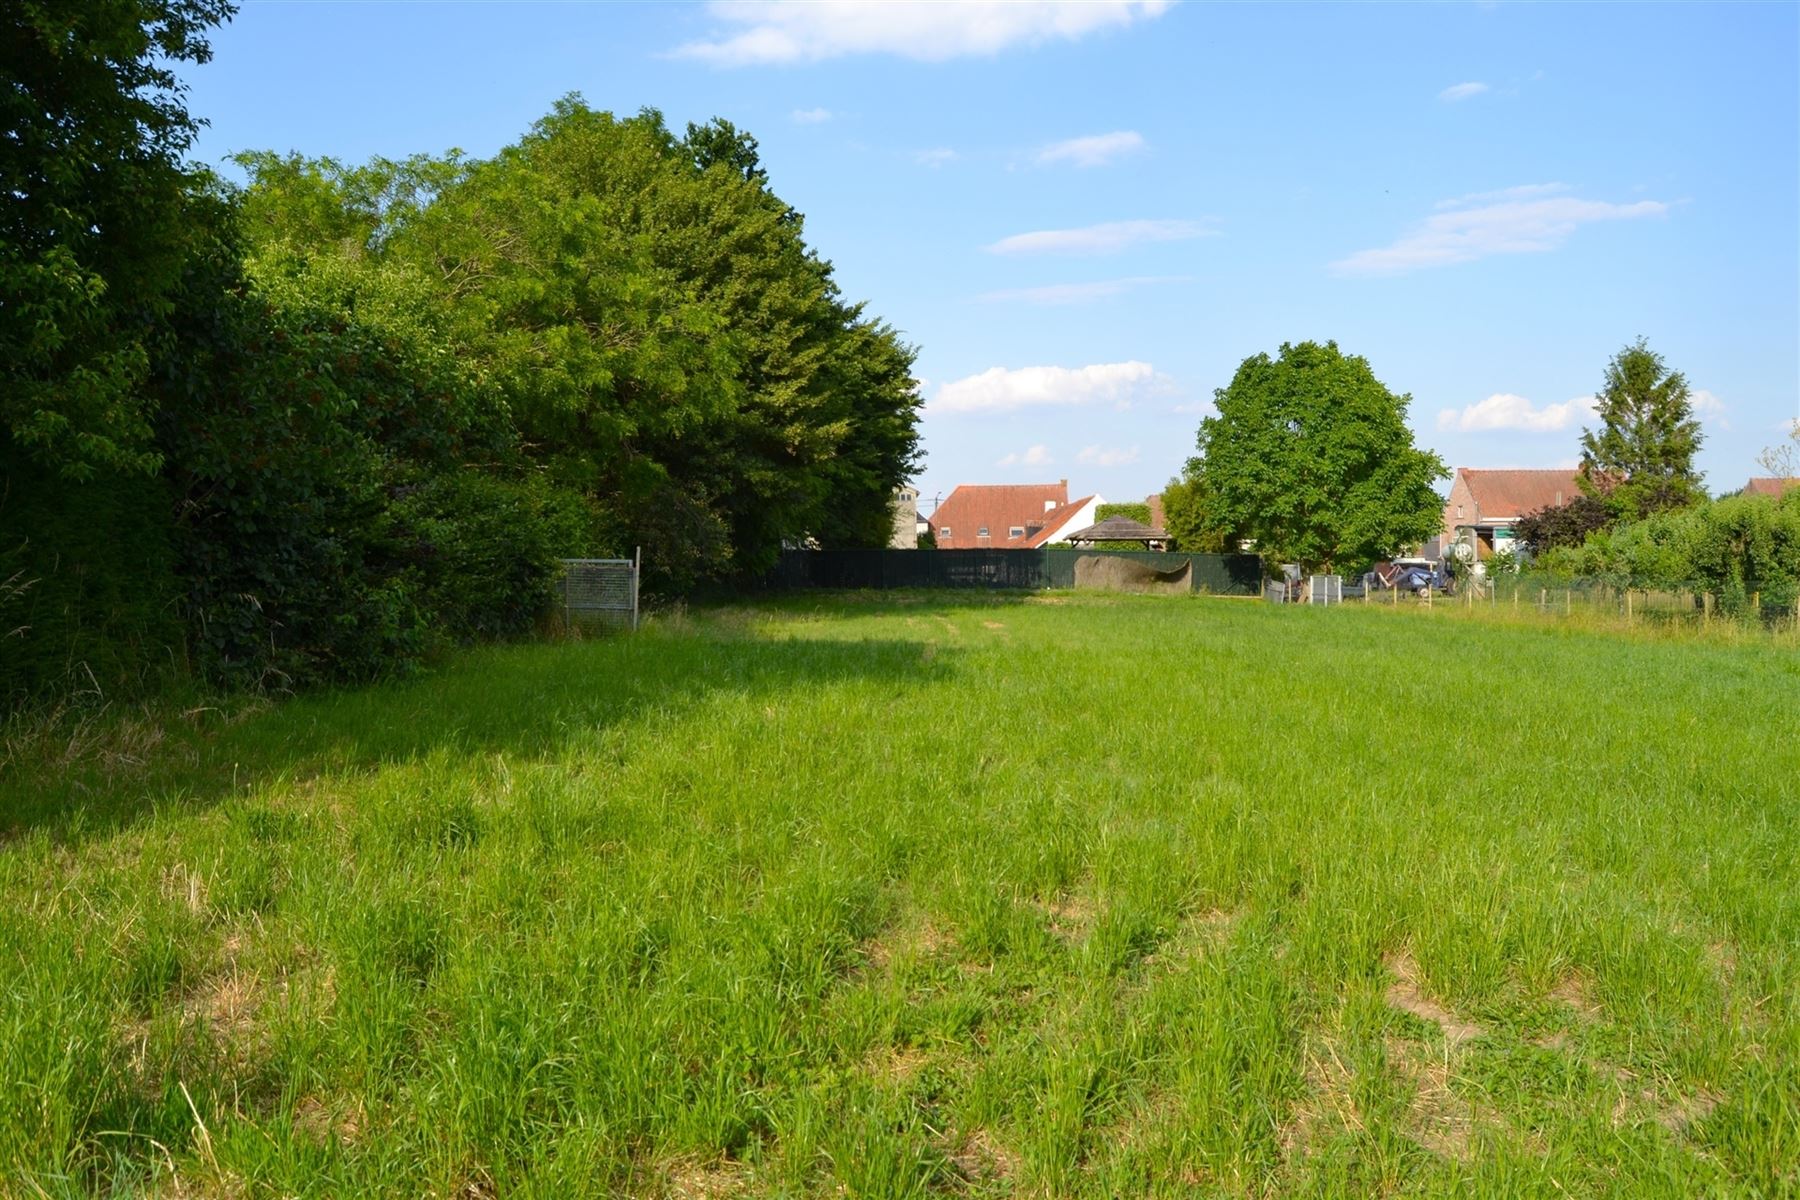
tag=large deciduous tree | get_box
[1179,341,1447,572]
[1577,339,1705,520]
[1,0,235,478]
[234,99,921,590]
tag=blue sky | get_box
[180,1,1799,511]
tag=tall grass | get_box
[2,593,1795,1196]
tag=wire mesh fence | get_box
[1359,571,1800,634]
[558,555,639,630]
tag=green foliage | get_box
[387,471,605,642]
[1578,339,1705,520]
[1160,476,1229,553]
[1096,502,1152,525]
[1514,494,1613,555]
[7,68,921,705]
[355,99,920,587]
[0,438,184,705]
[1536,492,1800,615]
[153,220,511,688]
[1178,341,1447,571]
[1,0,235,479]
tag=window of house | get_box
[977,526,990,538]
[939,527,951,539]
[1008,526,1025,538]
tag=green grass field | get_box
[3,594,1796,1198]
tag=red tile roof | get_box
[1023,496,1097,547]
[1744,477,1799,498]
[1456,468,1584,519]
[928,482,1068,548]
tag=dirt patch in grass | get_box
[862,1042,932,1085]
[659,1157,750,1198]
[1657,1089,1721,1135]
[293,1094,364,1146]
[1032,893,1098,942]
[1282,1036,1362,1160]
[1384,953,1483,1046]
[863,916,955,972]
[1548,972,1602,1020]
[945,1128,1018,1184]
[1388,1037,1489,1161]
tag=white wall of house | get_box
[1038,494,1105,545]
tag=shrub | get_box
[388,472,606,642]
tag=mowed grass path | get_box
[2,594,1796,1197]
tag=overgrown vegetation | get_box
[2,4,920,708]
[2,594,1794,1195]
[1526,489,1800,616]
[1506,342,1796,608]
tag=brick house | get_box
[927,481,1104,549]
[1442,468,1583,559]
[1743,477,1799,499]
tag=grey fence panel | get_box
[559,557,639,629]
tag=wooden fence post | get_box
[1626,590,1633,622]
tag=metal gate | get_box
[559,550,639,630]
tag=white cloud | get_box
[914,147,959,168]
[1332,185,1667,275]
[1036,130,1145,168]
[1436,393,1597,433]
[986,218,1214,256]
[1169,399,1215,416]
[1689,389,1725,415]
[1438,81,1490,102]
[1435,183,1568,208]
[976,275,1188,305]
[672,0,1172,66]
[790,107,833,124]
[1690,388,1729,430]
[1077,444,1141,467]
[933,361,1161,415]
[997,444,1055,468]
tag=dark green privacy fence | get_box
[766,549,1262,595]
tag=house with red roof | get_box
[1442,468,1584,559]
[1742,477,1799,499]
[927,480,1104,549]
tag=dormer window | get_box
[977,526,990,538]
[939,527,951,539]
[1008,526,1025,538]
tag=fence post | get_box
[1565,589,1571,616]
[1626,590,1633,622]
